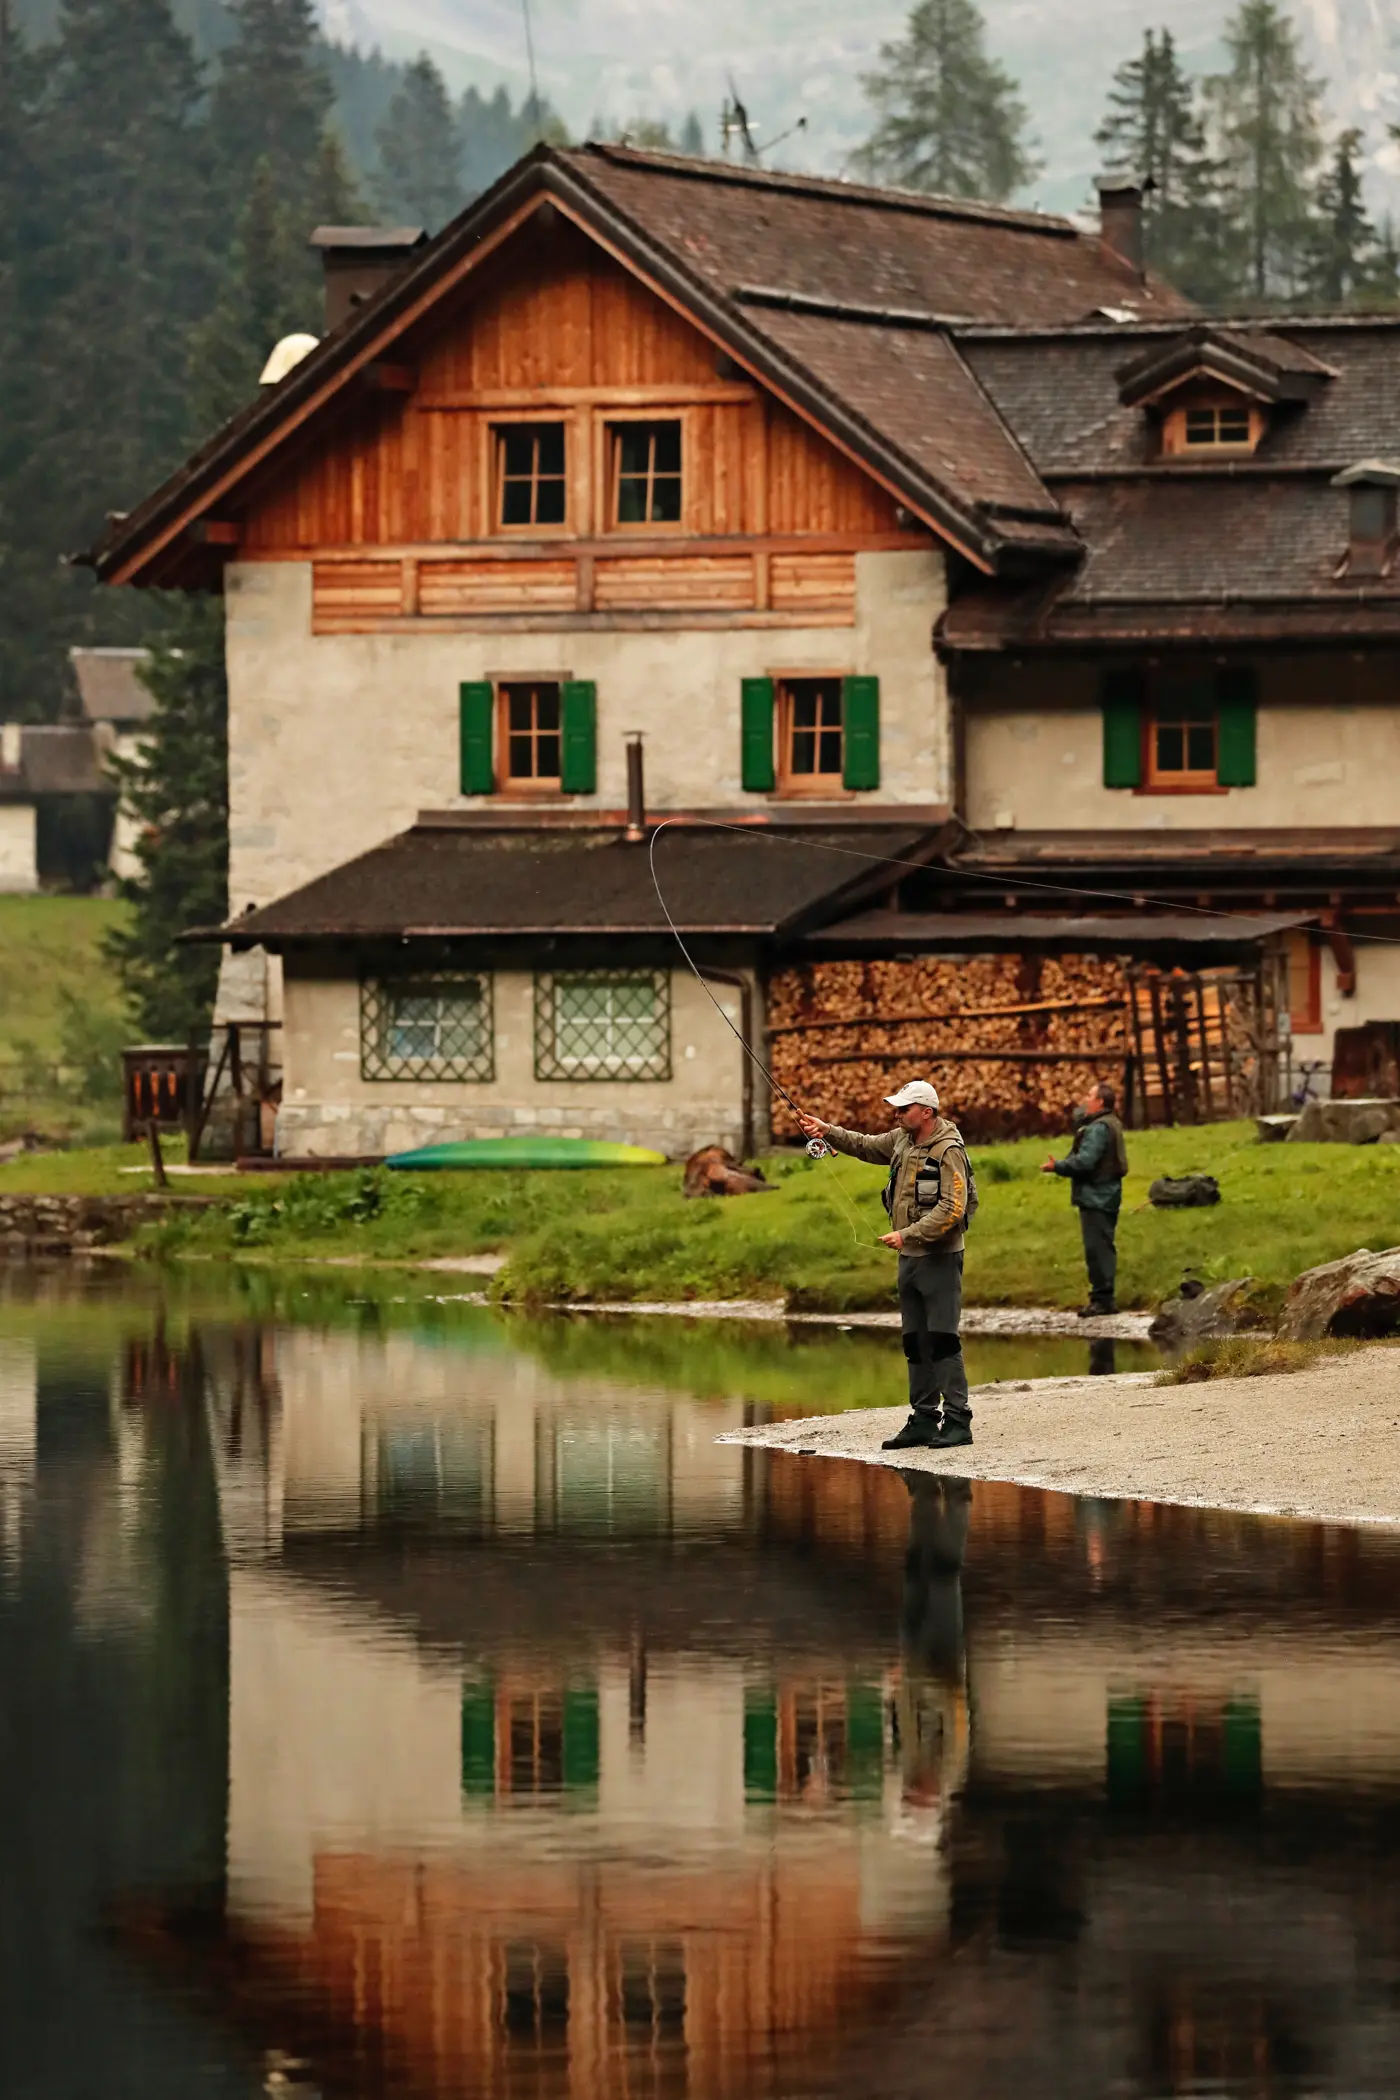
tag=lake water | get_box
[4,1265,1400,2098]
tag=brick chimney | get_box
[308,226,427,331]
[1096,176,1147,276]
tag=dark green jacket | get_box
[1052,1111,1127,1214]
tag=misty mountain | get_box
[321,0,1400,214]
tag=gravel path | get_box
[718,1348,1400,1527]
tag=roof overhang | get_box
[1116,325,1331,409]
[80,150,1058,590]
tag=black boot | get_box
[882,1415,941,1451]
[925,1420,973,1449]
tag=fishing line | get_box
[647,819,884,1246]
[653,815,1400,949]
[647,810,1375,1244]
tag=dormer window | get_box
[1184,403,1252,450]
[1162,391,1262,457]
[1117,326,1334,465]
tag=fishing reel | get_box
[806,1137,833,1159]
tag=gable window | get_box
[360,971,494,1081]
[496,422,566,528]
[780,676,845,791]
[534,970,671,1081]
[502,680,562,788]
[609,419,682,525]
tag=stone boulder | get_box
[1149,1277,1272,1350]
[1286,1097,1400,1144]
[682,1146,774,1198]
[1279,1247,1400,1339]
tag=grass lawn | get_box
[0,894,130,1143]
[10,1116,1395,1312]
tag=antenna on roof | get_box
[721,77,760,164]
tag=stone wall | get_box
[0,1193,213,1258]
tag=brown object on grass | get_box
[683,1146,774,1199]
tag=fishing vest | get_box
[881,1124,980,1230]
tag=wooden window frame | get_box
[1287,931,1323,1036]
[601,411,687,534]
[1160,391,1265,458]
[775,671,852,798]
[491,418,568,535]
[497,676,565,796]
[1139,678,1228,796]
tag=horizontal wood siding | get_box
[769,553,856,616]
[418,559,577,617]
[312,558,404,632]
[594,554,753,611]
[241,222,919,624]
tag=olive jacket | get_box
[822,1117,970,1253]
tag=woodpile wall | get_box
[766,955,1131,1142]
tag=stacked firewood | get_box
[767,955,1131,1141]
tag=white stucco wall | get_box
[966,673,1400,834]
[0,803,37,893]
[223,549,948,920]
[278,962,753,1159]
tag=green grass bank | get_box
[0,895,130,1144]
[7,1118,1396,1312]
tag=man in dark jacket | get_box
[1041,1080,1129,1316]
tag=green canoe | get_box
[385,1137,668,1171]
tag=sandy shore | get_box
[718,1348,1400,1527]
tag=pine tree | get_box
[854,0,1037,201]
[458,82,565,196]
[210,0,332,197]
[373,52,464,230]
[1095,29,1231,302]
[680,110,705,156]
[1206,0,1326,301]
[1307,128,1391,304]
[104,601,228,1042]
[0,0,214,719]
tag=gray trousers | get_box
[1079,1207,1119,1310]
[896,1250,970,1427]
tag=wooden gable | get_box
[231,220,924,631]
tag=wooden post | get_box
[1193,976,1216,1121]
[1148,975,1175,1126]
[147,1118,169,1190]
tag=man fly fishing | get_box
[797,1079,973,1452]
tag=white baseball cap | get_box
[884,1079,940,1109]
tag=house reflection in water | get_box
[127,1313,1400,2095]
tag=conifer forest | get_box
[1,0,1396,1034]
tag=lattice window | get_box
[779,675,845,789]
[534,971,671,1081]
[610,419,683,524]
[360,973,494,1081]
[496,422,567,527]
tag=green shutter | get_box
[459,681,494,795]
[560,680,597,794]
[1101,669,1145,789]
[842,675,880,791]
[461,1680,496,1796]
[562,1685,600,1796]
[741,676,776,792]
[845,1681,884,1804]
[1216,665,1258,787]
[743,1690,778,1802]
